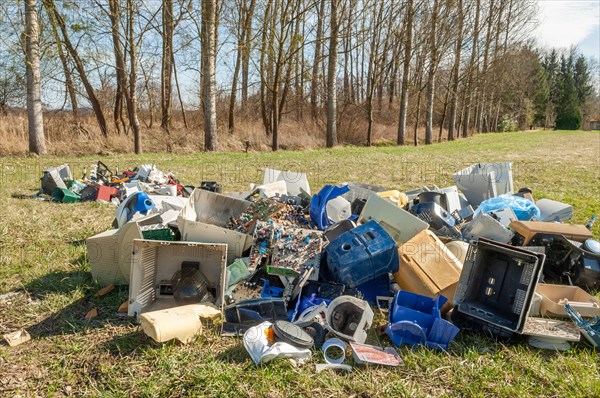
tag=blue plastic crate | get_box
[386,290,459,351]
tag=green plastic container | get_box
[52,187,80,203]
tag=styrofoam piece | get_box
[250,180,288,197]
[452,162,514,206]
[177,189,253,263]
[377,190,408,207]
[461,211,514,243]
[315,363,352,373]
[140,304,204,344]
[359,194,428,244]
[325,296,373,343]
[536,283,600,318]
[263,168,311,196]
[128,240,228,318]
[536,198,573,222]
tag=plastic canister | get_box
[326,196,352,223]
[323,220,399,288]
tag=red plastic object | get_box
[96,185,118,202]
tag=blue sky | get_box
[534,0,600,60]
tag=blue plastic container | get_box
[323,220,399,288]
[355,273,391,306]
[133,191,155,214]
[386,290,459,351]
[309,185,357,230]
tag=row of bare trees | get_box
[5,0,547,154]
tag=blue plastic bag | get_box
[475,194,540,221]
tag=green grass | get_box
[1,130,599,397]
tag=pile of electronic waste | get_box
[37,162,191,208]
[82,162,599,369]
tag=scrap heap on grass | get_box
[8,162,599,369]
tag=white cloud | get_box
[534,0,600,48]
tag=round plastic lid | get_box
[583,239,600,254]
[272,320,314,348]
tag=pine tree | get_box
[555,55,581,130]
[573,55,593,107]
[533,62,550,127]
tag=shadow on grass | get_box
[215,343,252,364]
[99,330,148,357]
[24,270,134,339]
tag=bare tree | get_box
[447,0,464,141]
[424,0,440,145]
[462,0,481,137]
[202,0,218,151]
[42,0,109,137]
[326,0,339,148]
[161,0,174,130]
[25,0,46,155]
[310,0,326,120]
[396,0,413,145]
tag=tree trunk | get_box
[202,0,218,151]
[424,0,440,145]
[173,52,188,128]
[447,0,464,141]
[476,0,495,134]
[397,0,413,145]
[25,0,46,155]
[126,0,142,153]
[43,0,108,137]
[241,0,256,113]
[462,0,481,138]
[228,3,244,134]
[46,7,78,115]
[326,0,339,148]
[310,0,326,120]
[161,0,174,130]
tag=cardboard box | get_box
[394,230,463,310]
[128,240,227,318]
[536,283,600,318]
[509,220,592,245]
[177,189,253,263]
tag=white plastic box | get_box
[452,162,514,206]
[128,240,227,318]
[177,189,253,263]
